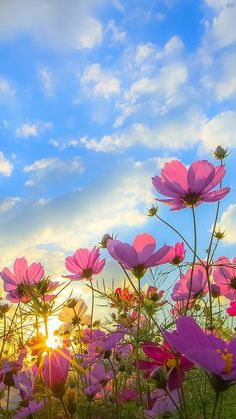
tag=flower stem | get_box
[185,206,197,314]
[211,392,219,419]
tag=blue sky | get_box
[0,0,236,293]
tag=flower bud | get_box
[66,298,78,308]
[211,284,221,298]
[213,145,229,160]
[0,299,11,314]
[213,229,226,240]
[147,205,158,217]
[99,233,113,248]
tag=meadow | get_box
[1,147,236,418]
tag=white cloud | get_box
[81,63,120,99]
[204,0,236,48]
[107,19,126,43]
[25,180,34,187]
[219,204,236,244]
[15,121,53,138]
[81,109,206,152]
[125,63,188,103]
[0,78,15,97]
[200,111,236,150]
[0,197,21,213]
[49,138,80,150]
[77,17,103,49]
[23,156,84,180]
[0,152,13,176]
[38,67,55,96]
[0,0,103,50]
[36,198,50,206]
[201,51,236,101]
[135,43,155,64]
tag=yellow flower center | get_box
[165,358,177,369]
[216,348,233,373]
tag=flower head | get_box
[164,316,236,390]
[1,257,44,303]
[170,242,186,265]
[107,233,174,279]
[152,160,230,211]
[171,265,208,301]
[41,348,71,397]
[65,247,105,281]
[139,341,193,390]
[58,298,91,332]
[227,302,236,317]
[213,257,236,300]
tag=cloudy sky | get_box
[0,0,236,293]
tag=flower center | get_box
[132,265,146,279]
[82,268,93,279]
[165,358,177,369]
[230,277,236,290]
[183,192,200,207]
[216,348,233,373]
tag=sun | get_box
[40,316,63,349]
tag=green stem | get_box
[60,397,71,419]
[211,392,219,419]
[185,206,197,314]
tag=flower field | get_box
[1,148,236,418]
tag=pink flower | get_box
[139,341,193,390]
[171,265,208,301]
[213,257,236,300]
[65,247,105,281]
[170,242,186,265]
[152,160,230,211]
[1,257,44,303]
[41,348,71,397]
[227,302,236,316]
[107,233,174,279]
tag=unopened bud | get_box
[213,229,226,240]
[99,233,113,248]
[213,145,229,160]
[147,205,158,217]
[211,284,221,298]
[0,299,11,314]
[66,298,78,308]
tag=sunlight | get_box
[40,316,63,349]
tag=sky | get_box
[0,0,236,300]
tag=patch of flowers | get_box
[1,147,236,418]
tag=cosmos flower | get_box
[170,242,186,265]
[164,316,236,390]
[213,257,236,300]
[41,348,71,397]
[144,389,180,418]
[171,264,208,302]
[64,247,106,281]
[58,298,91,332]
[139,341,193,390]
[14,400,44,419]
[152,160,230,211]
[1,257,44,303]
[107,233,174,279]
[226,302,236,316]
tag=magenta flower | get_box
[144,389,180,418]
[152,160,230,211]
[84,363,113,397]
[65,247,105,281]
[107,233,175,279]
[41,348,71,397]
[1,257,44,303]
[213,257,236,300]
[170,242,186,265]
[227,302,236,316]
[164,316,236,390]
[139,341,193,390]
[14,400,44,419]
[171,265,208,302]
